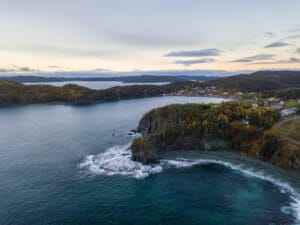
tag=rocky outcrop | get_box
[134,102,300,171]
[131,138,159,164]
[203,139,228,151]
[137,106,228,152]
[271,142,300,170]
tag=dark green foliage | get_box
[229,122,262,153]
[247,108,280,129]
[131,138,158,164]
[296,104,300,114]
[1,70,300,106]
[0,80,198,106]
[259,128,281,160]
[138,102,280,152]
[263,88,300,100]
[203,71,300,92]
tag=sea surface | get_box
[0,96,299,225]
[24,81,169,89]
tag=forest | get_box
[136,101,298,168]
[1,70,300,106]
[262,88,300,100]
[203,71,300,92]
[0,79,197,106]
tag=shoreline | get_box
[159,150,300,223]
[79,141,300,223]
[0,95,230,108]
[159,150,300,184]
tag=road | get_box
[276,116,300,146]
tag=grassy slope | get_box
[279,118,300,143]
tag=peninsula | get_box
[132,101,300,170]
[1,70,300,107]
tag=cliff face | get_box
[131,138,159,164]
[135,102,300,170]
[138,111,227,151]
[271,142,300,169]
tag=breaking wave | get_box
[78,143,162,179]
[79,144,300,223]
[161,158,300,223]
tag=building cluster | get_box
[253,97,299,117]
[168,86,300,118]
[169,86,238,98]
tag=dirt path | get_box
[276,116,300,146]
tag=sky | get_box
[0,0,300,76]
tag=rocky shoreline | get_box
[131,102,300,170]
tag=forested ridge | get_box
[0,79,197,106]
[136,102,300,170]
[1,70,300,106]
[262,88,300,100]
[203,71,300,92]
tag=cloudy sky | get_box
[0,0,300,76]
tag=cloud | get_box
[289,57,300,63]
[174,58,215,66]
[0,66,38,73]
[264,41,289,48]
[287,25,300,33]
[165,48,222,57]
[48,65,61,68]
[92,68,111,72]
[248,57,300,65]
[231,54,275,63]
[18,67,35,72]
[39,45,110,57]
[296,48,300,54]
[0,44,113,58]
[108,33,201,48]
[286,34,300,40]
[0,68,14,73]
[265,32,275,38]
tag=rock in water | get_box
[131,138,159,164]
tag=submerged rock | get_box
[126,129,138,136]
[131,138,159,164]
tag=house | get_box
[281,108,297,117]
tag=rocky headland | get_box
[131,102,300,170]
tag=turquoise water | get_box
[0,96,299,225]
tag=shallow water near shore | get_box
[0,96,299,225]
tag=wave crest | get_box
[79,144,300,222]
[78,144,162,179]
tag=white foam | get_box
[79,147,300,222]
[162,158,292,194]
[161,157,300,223]
[125,131,142,138]
[78,143,162,179]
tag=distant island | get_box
[131,101,300,170]
[0,70,300,107]
[0,74,214,83]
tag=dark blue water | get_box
[0,96,299,225]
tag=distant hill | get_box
[204,71,300,92]
[262,88,300,100]
[1,70,300,107]
[0,79,198,106]
[0,75,214,83]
